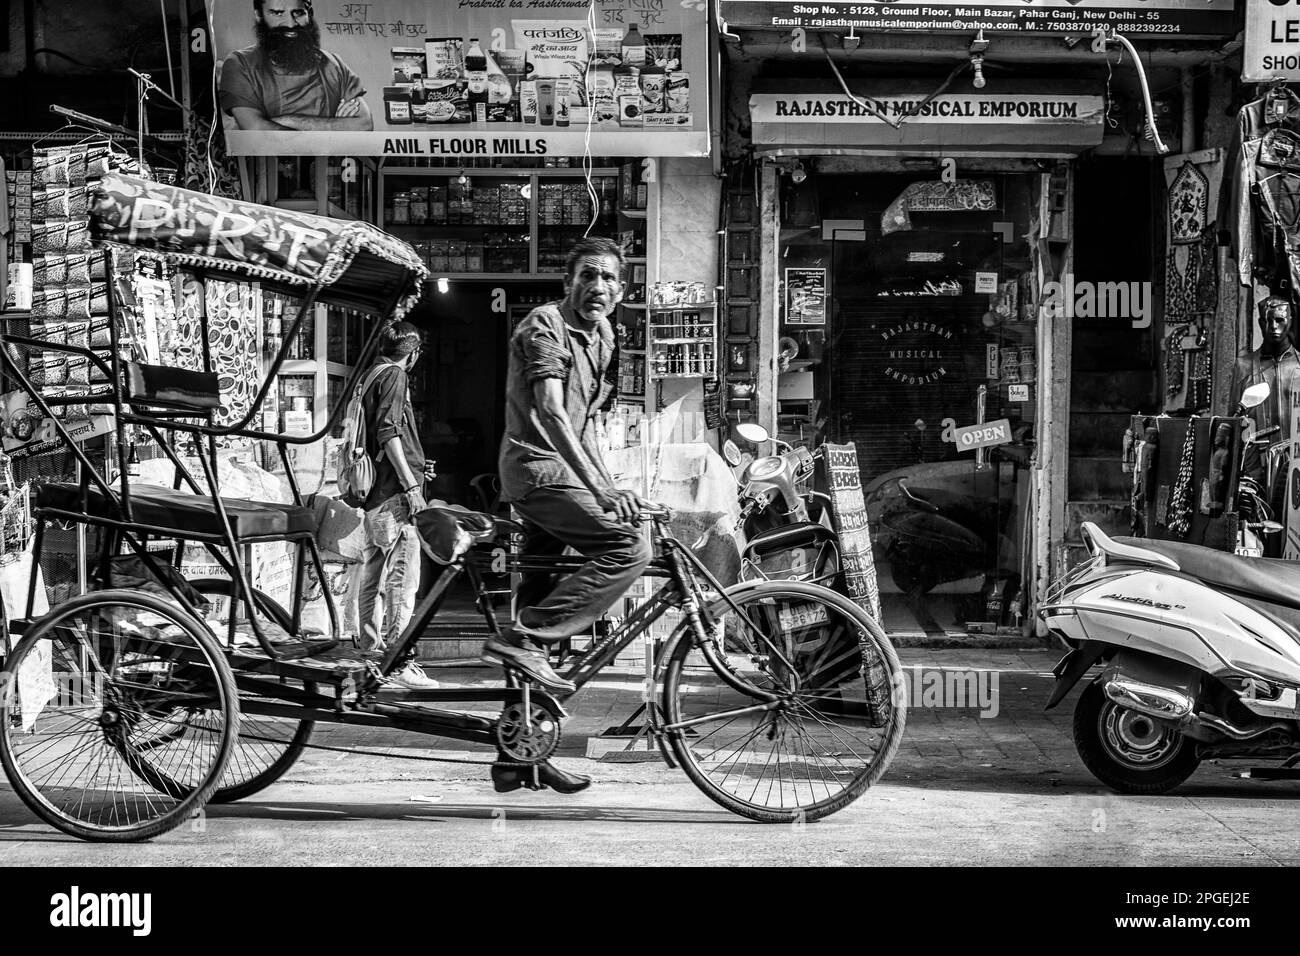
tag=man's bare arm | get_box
[230,106,289,130]
[533,378,642,521]
[274,98,374,131]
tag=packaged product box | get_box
[448,239,467,273]
[620,164,635,208]
[644,113,690,128]
[429,239,449,272]
[466,243,484,273]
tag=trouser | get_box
[510,483,652,646]
[356,493,421,657]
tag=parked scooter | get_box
[1235,423,1284,557]
[722,423,873,695]
[1042,382,1300,793]
[723,422,839,587]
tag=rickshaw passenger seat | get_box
[36,482,315,541]
[124,362,222,413]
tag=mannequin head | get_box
[1257,295,1293,353]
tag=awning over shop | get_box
[750,80,1105,158]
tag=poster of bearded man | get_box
[218,0,374,131]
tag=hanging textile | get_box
[1166,422,1197,538]
[182,116,240,200]
[176,276,259,446]
[1164,151,1224,413]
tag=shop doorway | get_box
[410,279,562,653]
[786,172,1037,635]
[411,279,562,510]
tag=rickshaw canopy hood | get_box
[88,173,427,316]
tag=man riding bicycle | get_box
[481,236,652,793]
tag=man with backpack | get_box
[347,320,439,689]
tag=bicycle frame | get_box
[230,517,800,751]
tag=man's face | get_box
[564,253,623,323]
[1260,303,1292,348]
[255,2,321,72]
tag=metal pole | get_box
[975,384,988,469]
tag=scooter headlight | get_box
[745,456,784,482]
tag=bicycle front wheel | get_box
[663,581,905,823]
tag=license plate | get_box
[778,602,830,630]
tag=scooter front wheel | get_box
[1073,680,1200,795]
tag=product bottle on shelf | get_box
[622,23,647,68]
[465,39,489,124]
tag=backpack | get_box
[335,363,393,508]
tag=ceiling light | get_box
[436,277,450,294]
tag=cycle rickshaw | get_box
[0,173,905,841]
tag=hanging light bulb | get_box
[791,161,807,184]
[436,277,450,294]
[970,54,986,90]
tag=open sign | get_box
[953,418,1012,452]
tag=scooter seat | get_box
[744,523,838,558]
[1115,537,1300,610]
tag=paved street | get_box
[3,650,1299,865]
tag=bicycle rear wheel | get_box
[662,581,905,823]
[0,589,238,842]
[187,578,315,803]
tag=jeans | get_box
[510,483,652,645]
[356,493,421,655]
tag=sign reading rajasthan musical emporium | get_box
[750,84,1106,154]
[720,0,1236,36]
[208,0,709,157]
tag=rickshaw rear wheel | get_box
[0,589,238,842]
[171,578,316,803]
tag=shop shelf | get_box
[647,301,716,310]
[619,208,648,219]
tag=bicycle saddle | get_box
[414,504,496,564]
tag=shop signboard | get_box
[785,267,826,325]
[209,0,710,158]
[953,418,1013,452]
[1244,0,1300,83]
[720,0,1236,37]
[750,83,1106,154]
[0,390,113,458]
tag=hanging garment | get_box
[1165,154,1223,413]
[1217,89,1300,293]
[1166,422,1197,539]
[1165,161,1209,325]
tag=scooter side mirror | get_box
[736,423,770,444]
[1239,382,1271,411]
[723,439,742,467]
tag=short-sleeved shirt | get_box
[219,46,364,120]
[499,301,615,502]
[361,361,425,511]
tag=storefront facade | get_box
[716,6,1244,634]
